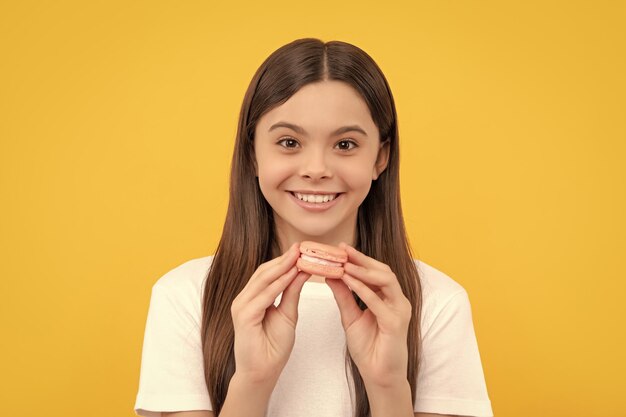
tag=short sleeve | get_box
[134,283,213,416]
[414,290,494,417]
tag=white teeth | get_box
[294,193,338,203]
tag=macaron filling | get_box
[300,253,343,267]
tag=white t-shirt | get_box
[134,256,493,417]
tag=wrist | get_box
[231,370,278,393]
[220,372,277,417]
[361,371,409,390]
[364,379,414,417]
[364,377,411,395]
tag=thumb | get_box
[276,271,310,323]
[325,277,362,330]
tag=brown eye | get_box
[277,137,300,149]
[336,140,358,151]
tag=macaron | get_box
[296,241,348,279]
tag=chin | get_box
[296,228,332,238]
[292,222,338,238]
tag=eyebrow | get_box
[268,121,368,137]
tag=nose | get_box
[299,148,332,180]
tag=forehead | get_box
[256,80,378,135]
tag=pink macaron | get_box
[296,241,348,279]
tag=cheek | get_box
[337,163,374,188]
[257,159,294,189]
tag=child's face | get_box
[253,80,389,243]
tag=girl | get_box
[134,38,493,417]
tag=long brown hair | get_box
[201,38,422,417]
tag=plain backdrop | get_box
[1,1,624,416]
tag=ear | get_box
[372,139,390,180]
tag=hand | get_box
[325,243,412,388]
[230,242,311,385]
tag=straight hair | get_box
[201,38,423,417]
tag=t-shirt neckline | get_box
[302,280,334,297]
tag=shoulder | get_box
[149,255,215,323]
[412,259,469,330]
[414,258,466,299]
[153,255,215,293]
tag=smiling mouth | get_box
[288,191,344,203]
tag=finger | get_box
[236,268,298,328]
[339,242,404,302]
[342,261,403,304]
[247,265,301,318]
[341,273,390,323]
[276,271,311,324]
[339,242,371,267]
[239,243,300,303]
[325,277,363,329]
[339,242,389,271]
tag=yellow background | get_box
[1,1,624,416]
